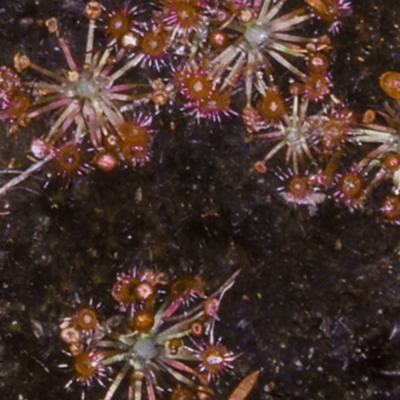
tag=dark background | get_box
[1,0,400,399]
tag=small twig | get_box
[0,153,54,196]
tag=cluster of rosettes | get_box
[59,268,239,400]
[335,71,400,224]
[166,0,341,122]
[249,68,400,225]
[0,0,351,194]
[3,0,400,225]
[0,1,173,193]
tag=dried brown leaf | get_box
[228,370,260,400]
